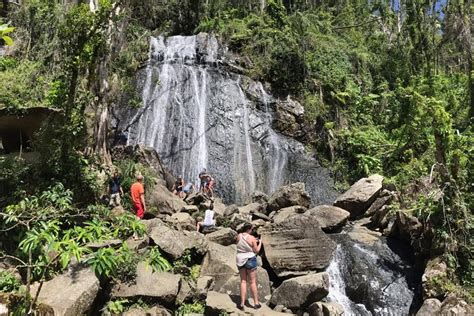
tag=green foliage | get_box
[176,300,205,315]
[116,159,155,210]
[106,299,129,314]
[0,24,14,46]
[145,247,172,273]
[0,271,21,293]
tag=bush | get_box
[0,271,21,292]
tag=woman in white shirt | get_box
[196,203,215,232]
[235,223,263,310]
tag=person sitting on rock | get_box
[108,170,124,207]
[236,223,263,310]
[196,202,215,233]
[182,182,194,199]
[172,176,185,198]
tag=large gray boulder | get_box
[308,302,344,316]
[260,214,336,277]
[123,306,171,316]
[416,298,442,316]
[239,202,264,216]
[306,205,350,233]
[149,224,208,259]
[148,183,188,215]
[219,266,271,303]
[333,174,383,218]
[271,205,307,224]
[440,294,473,315]
[196,276,215,300]
[205,291,289,315]
[166,212,196,231]
[206,228,238,246]
[422,257,448,299]
[200,242,238,290]
[30,266,99,316]
[270,273,329,311]
[113,262,181,304]
[267,183,311,213]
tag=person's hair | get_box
[209,201,214,210]
[136,173,143,181]
[240,222,253,233]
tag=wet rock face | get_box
[330,232,418,316]
[118,33,337,205]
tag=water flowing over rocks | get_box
[118,33,337,205]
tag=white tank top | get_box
[236,233,256,267]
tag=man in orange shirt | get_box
[130,174,146,219]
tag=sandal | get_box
[254,304,262,309]
[237,304,244,311]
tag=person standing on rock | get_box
[108,170,124,207]
[236,223,263,310]
[130,173,146,219]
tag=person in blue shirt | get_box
[108,171,124,207]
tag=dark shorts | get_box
[238,256,257,271]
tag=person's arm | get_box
[120,186,124,196]
[249,235,263,254]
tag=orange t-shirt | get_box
[130,182,144,205]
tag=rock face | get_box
[333,174,383,218]
[306,205,350,233]
[271,205,307,224]
[149,224,207,259]
[119,34,337,205]
[167,212,196,231]
[113,262,181,304]
[308,302,344,316]
[416,298,442,316]
[270,273,329,310]
[422,257,448,299]
[267,183,311,212]
[206,228,238,246]
[439,294,473,316]
[219,267,272,303]
[200,242,238,290]
[148,183,188,215]
[30,266,99,316]
[260,214,336,277]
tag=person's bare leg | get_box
[239,268,248,307]
[248,269,259,306]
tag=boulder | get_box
[205,291,289,315]
[30,266,99,316]
[239,202,264,216]
[125,236,149,251]
[416,298,442,316]
[365,195,393,217]
[149,224,208,260]
[167,212,196,231]
[267,183,311,213]
[206,228,238,246]
[439,294,473,316]
[252,191,269,204]
[148,183,188,215]
[422,257,448,299]
[176,279,193,303]
[123,306,171,316]
[369,205,391,230]
[196,276,215,300]
[110,205,126,217]
[219,267,271,303]
[224,204,239,217]
[260,214,336,277]
[271,206,307,224]
[251,211,271,222]
[333,174,384,218]
[184,192,207,206]
[181,205,199,214]
[306,205,350,233]
[141,218,165,234]
[211,198,227,217]
[308,302,344,316]
[390,211,423,245]
[113,262,181,304]
[274,98,305,138]
[270,273,329,310]
[200,242,238,290]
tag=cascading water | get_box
[325,224,420,315]
[122,33,337,204]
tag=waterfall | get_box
[123,33,337,204]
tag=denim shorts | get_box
[239,256,257,271]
